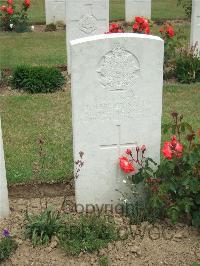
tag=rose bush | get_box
[0,0,31,32]
[106,23,124,34]
[132,16,150,34]
[119,113,200,228]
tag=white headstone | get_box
[125,0,151,22]
[71,33,164,208]
[190,0,200,52]
[66,0,109,74]
[0,118,9,218]
[45,0,66,24]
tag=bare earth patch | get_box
[0,194,199,266]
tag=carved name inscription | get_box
[97,46,140,91]
[80,97,152,122]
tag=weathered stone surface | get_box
[190,0,200,52]
[45,0,66,24]
[71,33,164,208]
[0,117,9,218]
[125,0,151,22]
[66,0,109,73]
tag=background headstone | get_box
[190,0,200,52]
[0,117,9,218]
[125,0,151,22]
[66,0,109,73]
[71,33,164,208]
[45,0,66,24]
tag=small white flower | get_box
[9,24,13,29]
[31,25,35,31]
[124,199,128,203]
[123,179,127,184]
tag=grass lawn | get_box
[0,83,200,184]
[0,31,66,69]
[0,0,187,23]
[0,22,190,69]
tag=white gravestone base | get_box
[125,0,151,22]
[0,118,9,218]
[71,33,164,209]
[190,0,200,52]
[45,0,66,24]
[66,0,109,74]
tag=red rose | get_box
[162,136,183,160]
[125,149,132,155]
[108,23,123,33]
[162,141,173,160]
[109,23,118,32]
[0,5,7,11]
[144,26,150,34]
[132,23,139,31]
[119,156,135,174]
[135,16,144,24]
[133,17,150,35]
[24,0,30,8]
[159,27,164,33]
[171,136,183,153]
[7,0,13,5]
[198,129,200,137]
[167,26,174,38]
[140,145,146,152]
[141,19,149,29]
[7,6,14,14]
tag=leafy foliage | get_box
[0,236,17,263]
[99,256,109,266]
[25,207,61,246]
[11,65,65,93]
[0,0,30,32]
[45,23,57,32]
[175,47,200,83]
[145,114,200,228]
[120,113,200,228]
[58,215,118,255]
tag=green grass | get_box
[0,0,187,23]
[152,0,186,20]
[0,22,190,69]
[0,83,200,184]
[0,91,73,184]
[0,31,66,69]
[0,0,189,69]
[59,215,118,255]
[110,0,125,21]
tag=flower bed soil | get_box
[0,192,199,266]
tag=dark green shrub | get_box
[45,23,57,32]
[0,236,18,263]
[175,48,200,83]
[25,207,61,246]
[58,215,118,255]
[11,65,65,93]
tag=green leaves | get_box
[11,65,65,93]
[25,207,61,246]
[0,237,17,263]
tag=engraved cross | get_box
[100,125,137,181]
